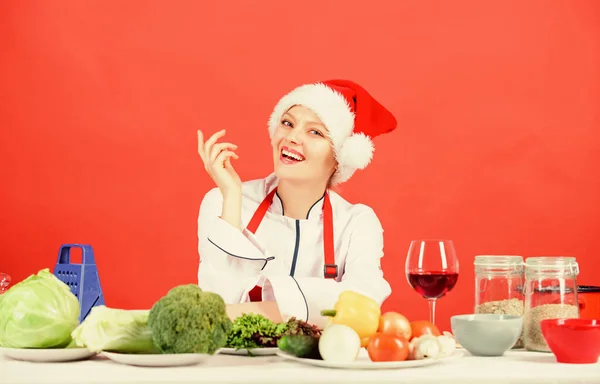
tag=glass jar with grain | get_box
[474,255,525,348]
[523,256,580,352]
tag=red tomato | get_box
[410,320,441,339]
[367,333,410,362]
[378,312,412,340]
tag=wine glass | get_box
[405,240,459,325]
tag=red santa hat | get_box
[268,79,397,184]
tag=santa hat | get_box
[267,79,397,185]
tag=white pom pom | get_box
[337,132,374,170]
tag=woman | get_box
[196,79,397,328]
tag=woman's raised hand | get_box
[197,129,242,197]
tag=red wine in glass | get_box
[405,240,459,325]
[407,271,459,299]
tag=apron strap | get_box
[322,192,337,279]
[246,188,277,234]
[245,187,338,302]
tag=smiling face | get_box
[271,105,337,186]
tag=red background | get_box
[1,1,598,332]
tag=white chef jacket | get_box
[196,173,392,328]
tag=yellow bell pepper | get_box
[320,290,381,347]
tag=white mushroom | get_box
[410,334,440,360]
[436,333,457,357]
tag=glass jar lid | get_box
[474,255,524,266]
[524,256,579,276]
[474,255,524,276]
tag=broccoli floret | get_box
[148,284,232,354]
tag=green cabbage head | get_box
[0,268,80,348]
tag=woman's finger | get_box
[204,129,226,156]
[213,150,239,168]
[197,130,206,163]
[223,156,238,170]
[210,142,238,164]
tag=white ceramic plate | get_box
[0,347,97,362]
[276,349,464,370]
[102,350,219,367]
[220,347,279,356]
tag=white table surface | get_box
[2,348,600,384]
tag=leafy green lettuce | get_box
[226,313,288,349]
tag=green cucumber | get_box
[277,334,322,360]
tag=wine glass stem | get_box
[428,298,437,325]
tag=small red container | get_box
[578,285,600,319]
[540,318,600,364]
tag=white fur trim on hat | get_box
[333,132,374,183]
[268,82,373,185]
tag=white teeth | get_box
[282,150,304,161]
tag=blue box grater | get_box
[52,243,105,323]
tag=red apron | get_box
[246,187,337,302]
